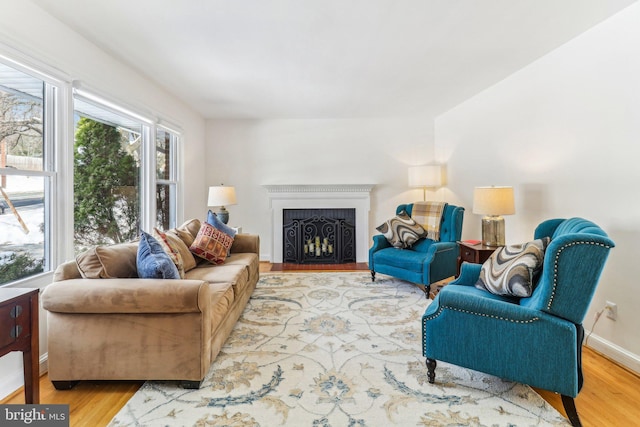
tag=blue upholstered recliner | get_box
[369,203,464,295]
[422,217,615,427]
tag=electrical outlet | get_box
[605,301,618,320]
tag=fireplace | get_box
[283,208,355,264]
[264,184,374,263]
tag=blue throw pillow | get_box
[137,231,181,279]
[207,210,237,238]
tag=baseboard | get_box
[40,352,48,376]
[585,333,640,375]
[0,353,48,401]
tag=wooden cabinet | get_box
[0,288,39,403]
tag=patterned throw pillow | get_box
[189,222,234,264]
[165,229,198,272]
[475,237,551,297]
[376,211,427,248]
[152,227,185,278]
[137,231,181,279]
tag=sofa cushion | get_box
[184,263,249,298]
[372,247,428,273]
[137,231,181,279]
[177,218,202,245]
[475,237,550,297]
[153,227,185,278]
[223,253,260,286]
[165,229,198,272]
[376,210,426,248]
[76,242,139,279]
[189,222,234,264]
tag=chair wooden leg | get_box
[561,395,582,427]
[426,358,436,384]
[371,270,376,282]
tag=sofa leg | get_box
[181,380,203,389]
[426,358,437,384]
[371,270,376,282]
[561,395,582,427]
[52,380,79,390]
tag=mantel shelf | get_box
[263,184,375,193]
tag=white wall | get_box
[435,3,640,371]
[206,118,438,261]
[0,0,206,399]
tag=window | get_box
[0,61,55,285]
[73,98,143,254]
[156,127,178,230]
[72,95,180,253]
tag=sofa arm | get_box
[230,234,260,256]
[41,279,231,314]
[448,262,482,287]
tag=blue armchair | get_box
[369,203,464,295]
[422,217,614,427]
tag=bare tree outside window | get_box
[0,81,47,285]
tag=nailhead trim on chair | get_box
[423,305,540,324]
[547,241,613,310]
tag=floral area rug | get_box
[109,272,570,426]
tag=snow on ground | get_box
[0,204,44,246]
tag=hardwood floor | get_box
[3,263,639,426]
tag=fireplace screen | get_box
[283,208,355,264]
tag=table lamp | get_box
[207,185,237,224]
[473,186,515,246]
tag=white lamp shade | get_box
[473,186,515,215]
[208,186,237,207]
[408,165,443,188]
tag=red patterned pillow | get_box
[189,222,234,264]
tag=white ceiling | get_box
[32,0,635,119]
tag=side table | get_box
[0,288,39,403]
[457,241,500,275]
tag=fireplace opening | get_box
[283,208,356,264]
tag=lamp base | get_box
[481,215,505,247]
[217,206,229,224]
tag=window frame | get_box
[0,56,65,287]
[155,126,180,230]
[72,89,180,243]
[0,50,181,287]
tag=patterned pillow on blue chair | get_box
[376,210,426,248]
[475,237,550,297]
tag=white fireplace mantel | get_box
[264,184,375,263]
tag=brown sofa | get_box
[41,219,259,389]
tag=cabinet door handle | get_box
[10,305,23,318]
[10,325,23,338]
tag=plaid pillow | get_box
[189,222,234,264]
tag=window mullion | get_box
[140,125,155,232]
